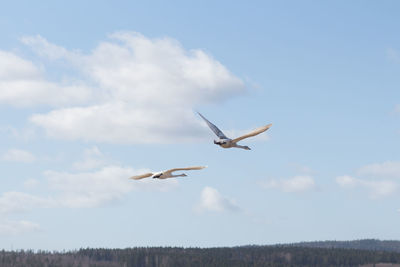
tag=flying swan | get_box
[198,112,272,150]
[129,166,207,180]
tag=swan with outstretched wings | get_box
[198,112,271,150]
[130,166,207,180]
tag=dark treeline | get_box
[1,243,400,267]
[289,239,400,253]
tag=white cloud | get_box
[3,146,179,214]
[0,192,49,235]
[19,32,245,144]
[45,166,135,208]
[23,178,40,189]
[387,47,400,63]
[365,180,398,198]
[336,175,357,188]
[196,186,239,213]
[0,51,92,107]
[0,145,181,234]
[45,165,178,208]
[357,161,400,179]
[1,149,36,163]
[0,51,40,80]
[336,175,397,198]
[336,161,400,198]
[84,32,244,106]
[290,163,315,175]
[131,177,180,193]
[1,126,37,141]
[0,220,40,235]
[262,176,316,193]
[1,163,178,223]
[0,191,53,214]
[72,146,106,171]
[31,103,207,143]
[20,35,78,61]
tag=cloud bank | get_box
[1,32,245,144]
[0,146,181,235]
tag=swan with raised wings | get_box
[130,166,207,180]
[198,112,271,150]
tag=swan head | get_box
[152,173,162,179]
[214,140,225,145]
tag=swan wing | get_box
[197,112,228,139]
[232,124,272,143]
[129,172,153,180]
[164,166,207,176]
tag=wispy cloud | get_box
[290,163,315,175]
[0,167,178,234]
[72,146,107,171]
[20,35,79,61]
[45,165,179,208]
[0,191,51,235]
[357,161,400,179]
[0,191,54,214]
[336,161,400,198]
[0,146,181,235]
[336,175,357,188]
[336,175,397,199]
[394,105,400,113]
[195,186,239,213]
[23,179,40,189]
[386,47,400,63]
[0,220,40,235]
[261,176,316,193]
[1,149,35,163]
[0,126,37,141]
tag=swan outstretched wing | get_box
[129,173,153,180]
[197,112,228,139]
[164,166,207,175]
[232,124,272,143]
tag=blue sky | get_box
[0,0,400,250]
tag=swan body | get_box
[198,112,271,150]
[130,166,207,180]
